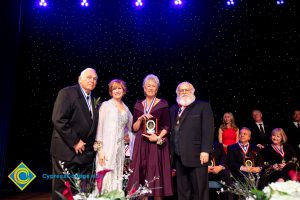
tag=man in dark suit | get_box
[227,127,267,189]
[170,81,214,200]
[208,142,233,200]
[51,68,99,200]
[249,110,272,149]
[285,109,300,159]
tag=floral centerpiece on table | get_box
[57,161,160,200]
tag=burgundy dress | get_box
[127,99,173,196]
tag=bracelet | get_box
[156,135,163,145]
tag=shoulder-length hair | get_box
[271,128,288,144]
[220,112,238,130]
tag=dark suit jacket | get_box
[211,142,227,168]
[249,122,272,146]
[262,143,297,165]
[285,122,300,158]
[227,143,263,172]
[50,84,99,164]
[170,100,214,167]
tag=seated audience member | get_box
[208,142,233,200]
[249,109,272,149]
[285,109,300,159]
[227,127,267,189]
[262,128,298,182]
[218,112,239,154]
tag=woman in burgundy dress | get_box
[127,74,173,199]
[218,112,239,154]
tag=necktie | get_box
[259,124,265,134]
[86,95,93,118]
[297,123,300,128]
[178,105,185,117]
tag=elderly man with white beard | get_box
[170,82,214,200]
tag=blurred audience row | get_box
[208,109,300,200]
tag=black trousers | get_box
[51,156,94,200]
[175,155,209,200]
[209,170,233,200]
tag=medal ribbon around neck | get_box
[143,97,156,115]
[271,144,285,158]
[238,142,250,156]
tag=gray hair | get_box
[176,81,195,95]
[79,68,97,78]
[240,127,251,136]
[143,74,160,88]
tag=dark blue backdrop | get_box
[1,0,299,194]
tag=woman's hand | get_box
[124,133,130,144]
[273,164,280,171]
[278,163,286,169]
[137,114,153,122]
[98,150,106,166]
[142,133,158,142]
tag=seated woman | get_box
[262,128,298,182]
[218,112,239,154]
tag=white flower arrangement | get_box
[262,181,300,200]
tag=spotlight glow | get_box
[276,0,285,5]
[39,0,47,7]
[135,0,143,7]
[174,0,182,5]
[81,0,89,7]
[226,0,235,6]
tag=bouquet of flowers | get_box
[56,161,160,200]
[218,170,300,200]
[217,172,266,200]
[262,181,300,200]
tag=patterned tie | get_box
[178,105,185,117]
[259,124,265,134]
[86,95,93,118]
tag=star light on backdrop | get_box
[39,0,47,7]
[81,0,89,7]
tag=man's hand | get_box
[250,167,262,173]
[257,144,265,149]
[73,139,86,154]
[240,165,251,172]
[211,165,224,174]
[200,152,209,165]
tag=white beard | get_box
[176,94,196,106]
